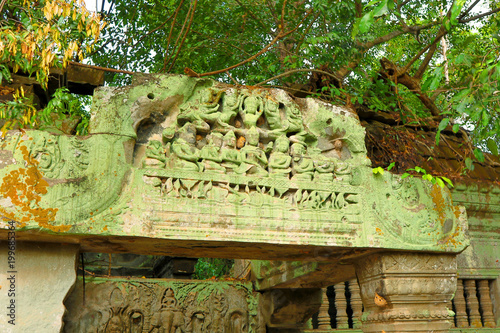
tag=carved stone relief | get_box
[63,278,263,333]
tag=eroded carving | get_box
[63,278,263,333]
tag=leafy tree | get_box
[90,0,499,156]
[0,0,105,132]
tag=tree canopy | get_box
[93,0,500,157]
[1,0,499,158]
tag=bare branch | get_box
[459,7,500,23]
[168,0,198,72]
[255,68,341,86]
[160,0,186,72]
[458,0,481,20]
[413,28,447,79]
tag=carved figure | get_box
[209,290,229,332]
[228,311,247,333]
[169,124,202,172]
[236,127,268,176]
[218,91,242,127]
[200,133,225,173]
[309,147,334,182]
[221,131,242,173]
[283,104,303,134]
[240,96,264,128]
[178,89,222,132]
[183,292,208,333]
[145,140,166,168]
[130,311,144,333]
[264,98,282,131]
[290,143,314,181]
[150,288,184,333]
[268,135,292,177]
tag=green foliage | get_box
[42,87,91,135]
[193,258,234,280]
[0,0,104,133]
[402,166,453,188]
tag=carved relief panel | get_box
[63,278,264,333]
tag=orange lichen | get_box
[430,185,446,225]
[0,143,70,232]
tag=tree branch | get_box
[160,0,185,72]
[185,10,313,78]
[459,7,500,23]
[255,68,341,86]
[167,0,198,72]
[379,57,441,117]
[413,28,447,79]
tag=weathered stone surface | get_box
[0,242,78,333]
[63,277,264,332]
[260,288,322,331]
[0,74,468,260]
[251,260,356,290]
[354,252,457,333]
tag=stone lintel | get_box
[0,74,469,257]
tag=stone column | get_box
[0,242,79,333]
[317,288,331,329]
[354,252,457,333]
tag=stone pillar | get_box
[464,279,482,327]
[354,252,457,333]
[317,288,331,329]
[477,279,496,328]
[348,278,363,329]
[334,282,349,329]
[0,242,79,333]
[453,279,468,328]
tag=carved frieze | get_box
[63,278,264,333]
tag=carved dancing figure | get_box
[217,91,242,128]
[236,127,268,176]
[169,124,202,172]
[200,133,225,173]
[221,131,242,173]
[268,135,292,178]
[149,288,184,333]
[178,89,222,132]
[290,143,314,181]
[239,95,264,128]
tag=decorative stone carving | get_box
[0,74,469,259]
[354,252,457,333]
[63,278,264,333]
